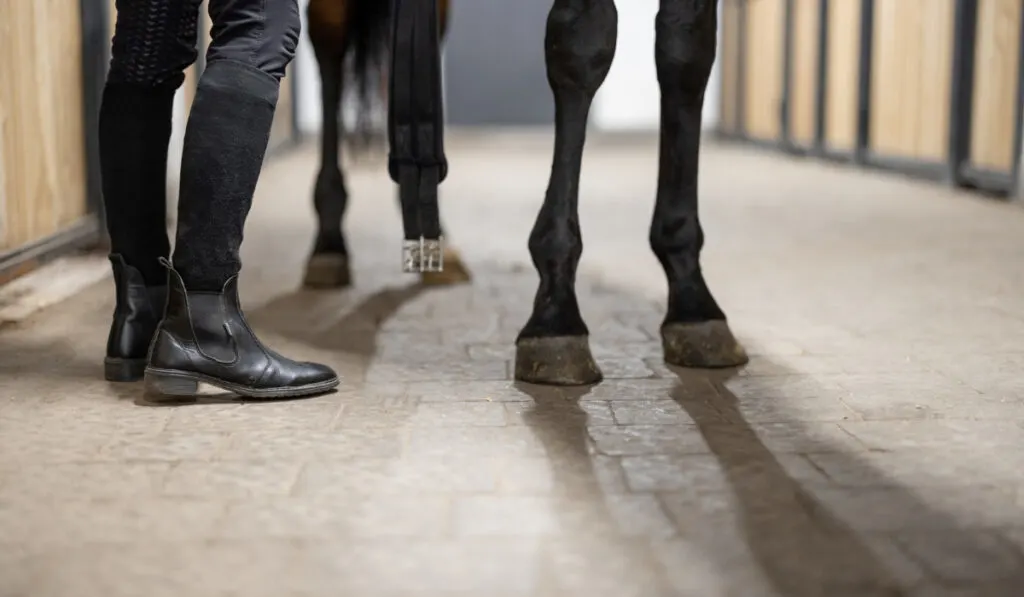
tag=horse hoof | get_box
[303,253,351,288]
[420,247,472,286]
[661,320,749,368]
[514,335,603,386]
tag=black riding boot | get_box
[145,264,335,399]
[145,263,338,399]
[105,254,167,382]
[144,59,338,399]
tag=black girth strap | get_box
[388,0,448,272]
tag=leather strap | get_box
[388,0,447,241]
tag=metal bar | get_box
[780,0,795,147]
[854,0,873,163]
[814,0,828,150]
[862,152,950,182]
[959,165,1015,197]
[949,0,978,187]
[818,148,857,164]
[79,0,110,242]
[736,0,748,137]
[1011,2,1024,199]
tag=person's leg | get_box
[101,0,203,381]
[145,0,339,399]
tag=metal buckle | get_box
[402,236,444,273]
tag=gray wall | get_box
[443,0,552,126]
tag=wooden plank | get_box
[969,0,1022,172]
[917,0,955,160]
[869,0,955,161]
[719,0,742,134]
[0,0,89,251]
[824,0,861,152]
[868,0,908,156]
[789,0,820,146]
[743,0,786,141]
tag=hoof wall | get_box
[303,253,351,288]
[514,336,603,386]
[661,320,749,368]
[420,248,473,286]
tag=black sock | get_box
[172,60,279,291]
[98,83,174,285]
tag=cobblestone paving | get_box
[2,133,1024,596]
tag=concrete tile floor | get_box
[1,131,1023,596]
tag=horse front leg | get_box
[651,0,746,367]
[514,0,618,386]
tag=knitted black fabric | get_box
[98,84,175,285]
[107,0,203,90]
[171,60,280,291]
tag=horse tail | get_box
[343,0,392,146]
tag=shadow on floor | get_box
[668,365,910,596]
[511,358,1023,594]
[506,275,1024,595]
[667,362,1024,595]
[247,280,428,379]
[514,381,678,596]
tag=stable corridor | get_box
[1,132,1023,596]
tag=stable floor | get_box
[2,131,1023,596]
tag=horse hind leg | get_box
[651,0,746,367]
[513,0,618,386]
[304,0,352,288]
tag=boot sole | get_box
[143,367,340,400]
[105,357,147,382]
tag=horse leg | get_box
[304,20,351,288]
[651,0,746,367]
[514,0,618,386]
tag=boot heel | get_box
[104,358,147,382]
[144,370,201,397]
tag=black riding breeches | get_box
[101,0,300,289]
[106,0,301,89]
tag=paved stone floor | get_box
[2,131,1024,596]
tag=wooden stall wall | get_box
[960,0,1024,192]
[717,0,1024,199]
[0,1,93,260]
